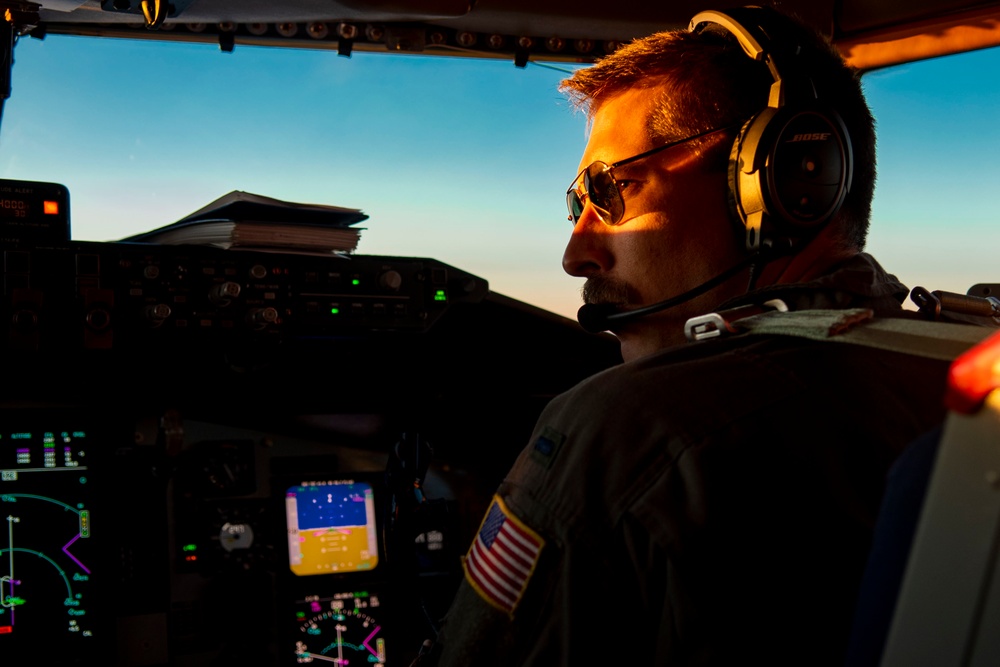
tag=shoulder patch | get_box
[529,426,566,469]
[462,495,544,616]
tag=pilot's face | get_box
[562,86,747,361]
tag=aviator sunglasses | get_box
[566,123,739,226]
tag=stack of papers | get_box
[119,190,368,254]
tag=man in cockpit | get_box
[420,6,955,665]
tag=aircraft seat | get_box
[845,329,1000,666]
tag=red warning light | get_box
[946,329,1000,414]
[0,626,13,634]
[43,200,59,215]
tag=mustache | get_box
[581,276,632,306]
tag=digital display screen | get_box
[291,589,387,664]
[0,422,99,652]
[0,195,60,219]
[0,179,70,245]
[285,480,379,576]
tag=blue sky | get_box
[3,33,999,320]
[862,47,1000,301]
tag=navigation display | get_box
[291,588,387,664]
[285,480,379,576]
[0,419,100,655]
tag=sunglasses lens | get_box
[566,188,586,224]
[565,162,624,225]
[585,165,623,224]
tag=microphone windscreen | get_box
[577,303,618,333]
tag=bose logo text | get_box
[787,133,831,142]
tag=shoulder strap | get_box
[717,308,994,361]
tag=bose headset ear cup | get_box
[729,104,852,251]
[766,108,851,227]
[694,7,854,252]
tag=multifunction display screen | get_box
[285,480,379,576]
[0,422,99,653]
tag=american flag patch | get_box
[463,495,544,615]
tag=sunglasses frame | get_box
[566,123,740,226]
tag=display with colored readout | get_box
[291,589,386,665]
[0,419,99,654]
[0,179,70,245]
[285,480,378,576]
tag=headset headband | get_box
[688,6,852,252]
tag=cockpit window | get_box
[862,46,1000,299]
[1,35,589,317]
[3,36,998,315]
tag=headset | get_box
[578,7,856,333]
[688,6,853,253]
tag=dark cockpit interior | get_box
[4,1,1000,665]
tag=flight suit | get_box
[429,253,959,666]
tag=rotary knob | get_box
[209,281,241,306]
[247,307,279,328]
[11,309,38,332]
[85,308,111,331]
[143,303,172,326]
[379,270,402,290]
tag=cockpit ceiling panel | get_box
[29,0,1000,70]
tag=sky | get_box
[861,48,1000,302]
[3,32,1000,321]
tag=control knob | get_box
[379,270,403,290]
[143,303,172,326]
[11,309,38,332]
[86,308,111,331]
[247,307,279,329]
[209,281,241,306]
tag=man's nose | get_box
[562,204,613,277]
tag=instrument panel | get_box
[0,239,622,666]
[3,242,488,353]
[0,409,466,666]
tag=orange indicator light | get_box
[43,200,59,215]
[946,329,1000,414]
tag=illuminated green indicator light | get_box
[352,279,360,286]
[331,307,340,315]
[182,544,198,552]
[434,290,447,302]
[296,612,306,619]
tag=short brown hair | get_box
[560,11,876,250]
